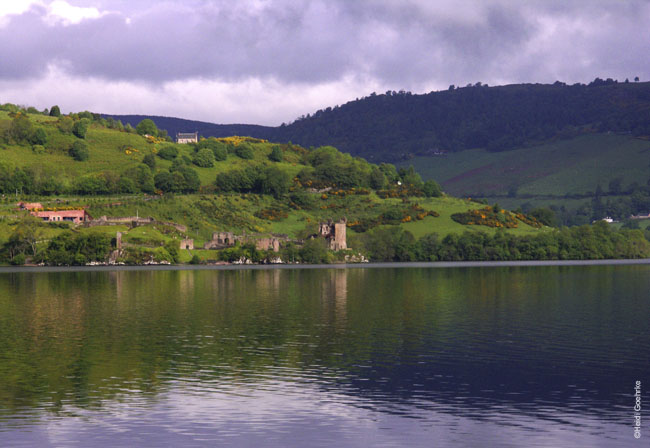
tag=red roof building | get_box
[31,210,92,224]
[17,202,43,210]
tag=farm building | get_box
[17,202,43,210]
[31,209,92,224]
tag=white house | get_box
[176,132,198,144]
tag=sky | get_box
[0,0,649,125]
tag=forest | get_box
[109,79,650,162]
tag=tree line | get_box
[272,80,650,162]
[355,222,650,262]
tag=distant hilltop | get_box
[105,79,650,162]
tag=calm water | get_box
[0,265,648,447]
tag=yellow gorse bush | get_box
[217,136,268,146]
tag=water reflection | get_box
[0,266,648,447]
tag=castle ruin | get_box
[319,217,347,251]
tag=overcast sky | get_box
[1,0,648,125]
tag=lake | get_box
[0,264,647,447]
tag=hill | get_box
[1,104,649,266]
[398,133,650,225]
[402,134,650,196]
[0,108,540,239]
[7,106,643,265]
[100,114,274,142]
[106,80,650,163]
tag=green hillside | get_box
[404,134,650,196]
[1,106,648,265]
[111,80,650,163]
[400,133,650,225]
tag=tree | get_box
[398,166,423,188]
[423,179,442,197]
[268,145,283,162]
[142,153,156,170]
[154,171,175,192]
[123,164,155,193]
[235,143,254,159]
[31,127,48,146]
[529,207,557,227]
[49,105,61,117]
[170,165,201,192]
[299,238,329,263]
[136,119,158,136]
[70,140,89,161]
[72,118,90,139]
[192,148,215,167]
[117,176,137,193]
[259,166,290,197]
[9,113,33,143]
[369,167,386,189]
[213,146,228,161]
[635,76,640,82]
[157,145,179,160]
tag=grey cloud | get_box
[1,0,649,88]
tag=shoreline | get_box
[2,258,650,273]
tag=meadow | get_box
[402,134,650,197]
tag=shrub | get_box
[117,177,138,193]
[154,171,175,192]
[72,118,90,139]
[258,166,290,197]
[192,148,214,167]
[142,153,156,170]
[9,114,33,143]
[10,253,26,265]
[58,116,74,134]
[158,145,179,160]
[32,145,45,154]
[31,128,48,146]
[122,164,155,193]
[255,206,289,221]
[299,238,329,263]
[213,146,228,161]
[235,143,254,159]
[268,145,283,162]
[70,140,89,161]
[369,167,386,189]
[423,180,442,197]
[49,105,61,117]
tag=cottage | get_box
[176,132,198,144]
[31,209,91,224]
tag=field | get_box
[402,134,650,197]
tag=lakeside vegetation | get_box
[1,104,649,265]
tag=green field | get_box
[402,134,650,197]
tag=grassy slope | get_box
[402,134,650,197]
[0,111,305,188]
[0,111,545,260]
